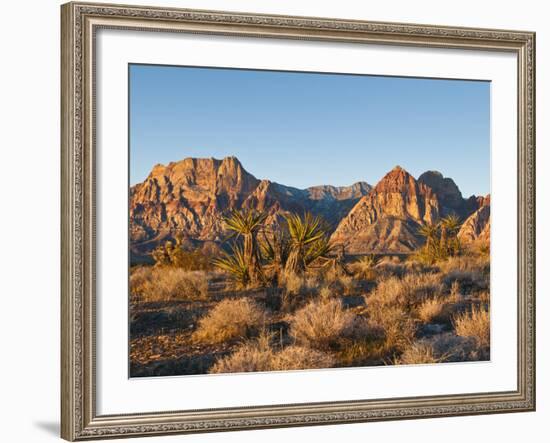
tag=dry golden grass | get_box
[478,291,490,304]
[350,256,378,280]
[192,298,267,344]
[289,298,367,349]
[209,332,273,373]
[338,274,356,295]
[281,272,320,296]
[336,336,387,367]
[130,267,208,302]
[395,342,439,365]
[319,286,332,300]
[367,272,443,309]
[209,332,334,373]
[368,305,417,352]
[272,346,335,371]
[453,305,490,348]
[416,297,446,324]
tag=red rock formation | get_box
[330,166,440,254]
[130,156,370,254]
[458,202,490,244]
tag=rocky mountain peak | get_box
[417,170,465,215]
[374,166,417,193]
[130,156,371,256]
[330,166,440,254]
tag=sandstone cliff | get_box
[130,156,371,254]
[330,166,441,254]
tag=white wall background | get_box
[0,0,546,442]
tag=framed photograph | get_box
[61,2,536,440]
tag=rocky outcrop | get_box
[458,199,490,244]
[131,157,489,257]
[130,156,371,254]
[417,170,488,220]
[330,166,441,254]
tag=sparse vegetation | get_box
[453,305,490,348]
[130,208,490,377]
[130,267,209,302]
[289,298,367,349]
[192,298,268,344]
[209,332,335,373]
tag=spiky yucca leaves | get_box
[212,243,250,288]
[417,215,462,264]
[417,223,440,264]
[222,209,267,284]
[440,214,462,256]
[259,229,291,283]
[284,213,332,276]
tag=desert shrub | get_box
[336,335,387,367]
[438,254,490,276]
[209,333,274,373]
[442,269,489,296]
[416,297,446,324]
[397,333,485,365]
[319,286,332,300]
[272,346,334,370]
[453,306,490,348]
[130,267,208,302]
[367,273,443,309]
[478,291,490,304]
[281,272,321,296]
[395,342,439,365]
[368,305,417,353]
[129,266,154,299]
[209,332,334,373]
[351,255,379,280]
[282,272,307,296]
[289,298,367,349]
[338,274,356,295]
[429,333,480,362]
[374,258,407,278]
[192,298,267,344]
[151,235,214,271]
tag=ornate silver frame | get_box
[61,2,536,440]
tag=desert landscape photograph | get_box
[129,65,491,377]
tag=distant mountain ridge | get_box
[130,156,372,254]
[130,156,489,256]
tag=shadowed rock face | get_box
[458,199,491,245]
[418,170,490,219]
[130,156,371,254]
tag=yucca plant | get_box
[212,243,251,288]
[259,229,291,283]
[222,209,267,284]
[417,223,440,264]
[440,214,462,256]
[284,213,331,276]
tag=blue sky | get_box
[129,64,490,197]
